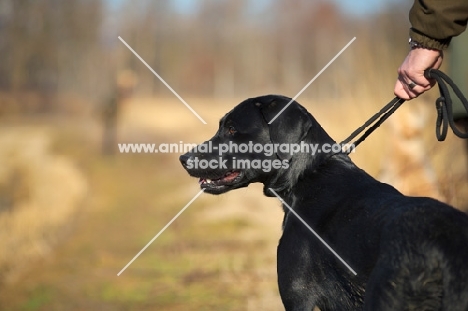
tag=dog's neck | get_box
[266,153,378,225]
[266,152,354,194]
[262,116,382,221]
[263,119,337,196]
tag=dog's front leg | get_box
[277,228,321,311]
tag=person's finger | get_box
[394,79,412,100]
[424,54,443,88]
[394,48,443,100]
[399,75,422,99]
[434,52,444,68]
[396,49,443,94]
[400,69,431,90]
[407,84,426,96]
[397,68,433,97]
[404,74,436,95]
[395,75,422,100]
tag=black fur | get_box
[180,95,468,311]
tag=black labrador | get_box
[180,95,468,311]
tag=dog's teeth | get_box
[206,179,212,183]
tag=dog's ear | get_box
[257,98,312,160]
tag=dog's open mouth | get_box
[198,170,241,190]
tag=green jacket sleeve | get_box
[409,0,468,50]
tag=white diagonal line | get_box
[268,37,356,124]
[117,189,205,276]
[118,36,207,125]
[268,188,357,275]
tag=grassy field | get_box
[0,97,467,311]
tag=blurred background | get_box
[0,0,467,310]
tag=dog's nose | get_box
[179,153,192,168]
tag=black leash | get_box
[425,69,468,141]
[340,97,405,153]
[340,69,468,155]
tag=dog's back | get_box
[363,197,468,310]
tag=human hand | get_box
[394,48,443,100]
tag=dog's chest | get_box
[279,203,366,310]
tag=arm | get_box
[394,0,468,100]
[410,0,468,50]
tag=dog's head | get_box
[180,95,335,195]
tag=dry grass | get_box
[0,128,87,283]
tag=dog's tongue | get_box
[198,171,240,185]
[222,171,240,182]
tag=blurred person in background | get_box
[102,70,137,155]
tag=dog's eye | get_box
[228,126,237,135]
